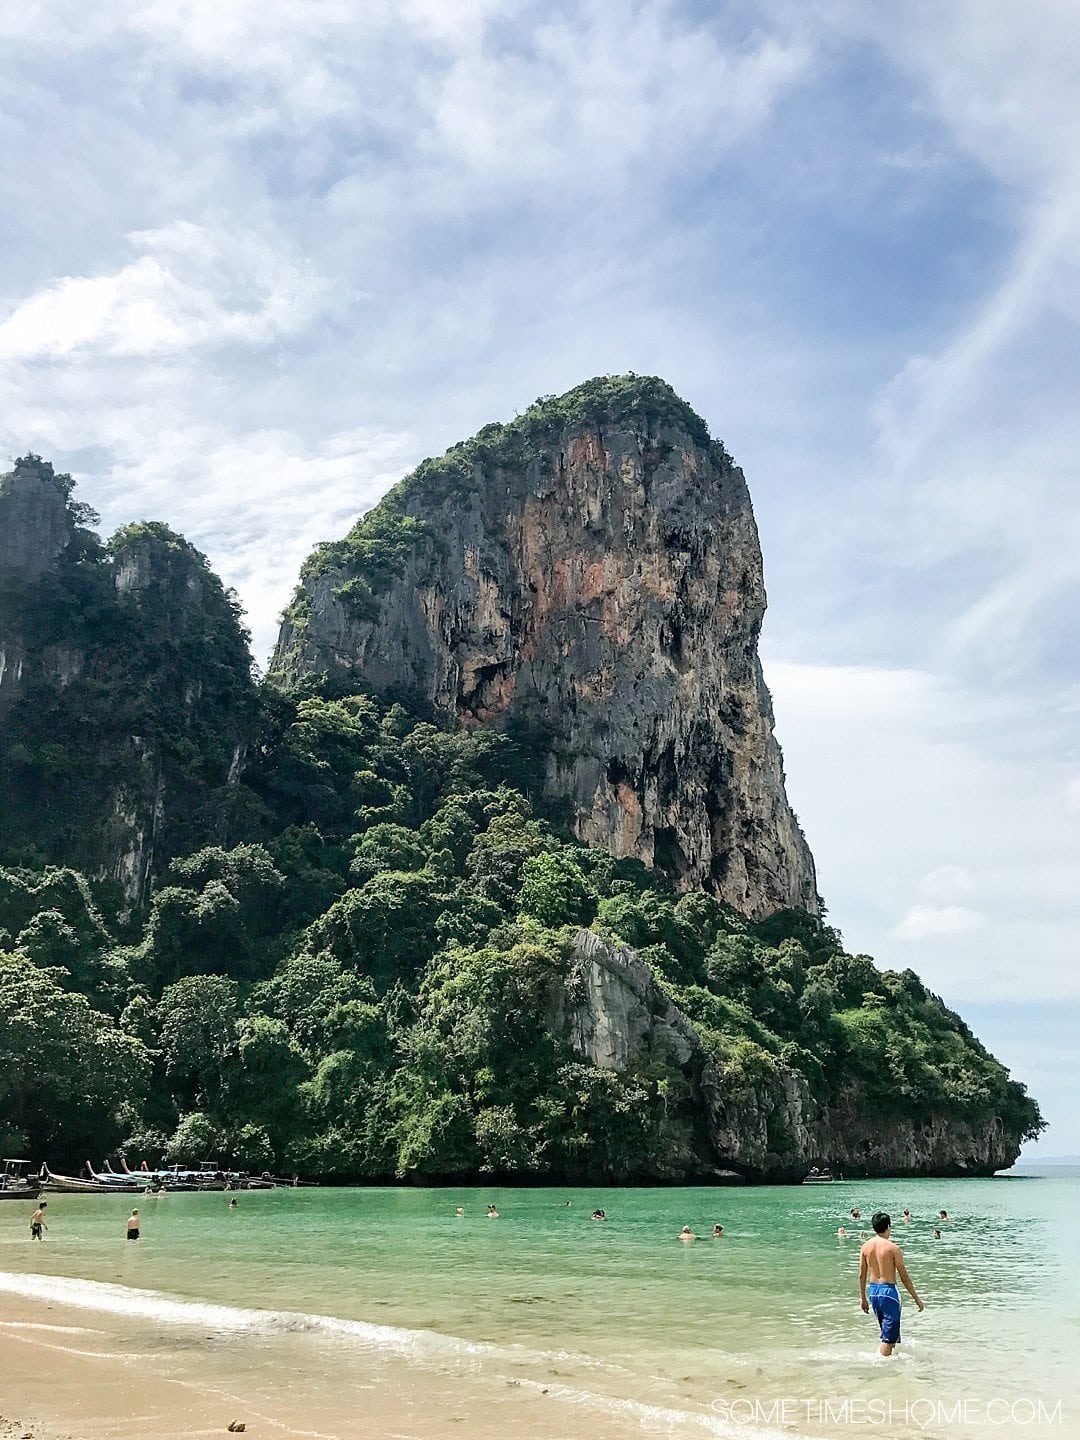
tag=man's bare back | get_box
[858,1212,923,1356]
[860,1235,903,1284]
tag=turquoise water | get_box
[1,1168,1076,1438]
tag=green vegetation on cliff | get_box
[0,455,1043,1180]
[0,459,257,890]
[0,684,1042,1177]
[278,375,726,645]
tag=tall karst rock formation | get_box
[273,377,819,920]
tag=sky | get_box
[1,1,1077,1153]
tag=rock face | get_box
[0,461,256,905]
[557,927,699,1073]
[0,457,76,719]
[557,930,1022,1181]
[0,455,74,579]
[273,377,819,920]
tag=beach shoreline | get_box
[0,1286,752,1440]
[0,1288,279,1440]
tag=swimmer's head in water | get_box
[871,1211,891,1235]
[713,1224,723,1235]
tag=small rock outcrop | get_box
[556,929,1024,1181]
[0,455,74,579]
[557,928,699,1072]
[273,377,819,920]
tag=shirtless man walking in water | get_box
[859,1211,924,1355]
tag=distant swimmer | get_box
[938,1209,949,1222]
[455,1207,465,1216]
[901,1209,912,1223]
[678,1225,696,1242]
[712,1224,724,1237]
[591,1209,606,1221]
[858,1211,924,1357]
[859,1231,869,1241]
[850,1208,862,1220]
[486,1204,499,1218]
[228,1198,238,1209]
[932,1227,942,1239]
[156,1186,167,1197]
[127,1209,141,1241]
[836,1226,847,1239]
[30,1203,47,1240]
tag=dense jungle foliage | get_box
[0,454,1043,1178]
[0,698,1043,1177]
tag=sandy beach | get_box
[0,1288,730,1440]
[0,1288,309,1440]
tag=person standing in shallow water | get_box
[30,1202,47,1240]
[859,1211,924,1356]
[126,1209,141,1240]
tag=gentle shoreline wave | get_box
[0,1269,793,1440]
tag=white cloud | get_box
[1066,778,1080,812]
[765,659,1080,1004]
[421,12,809,187]
[790,1,1080,680]
[890,905,985,941]
[917,865,976,902]
[0,222,324,360]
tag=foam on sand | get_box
[0,1270,793,1440]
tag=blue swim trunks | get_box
[868,1282,901,1344]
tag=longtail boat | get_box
[38,1165,138,1194]
[0,1159,40,1200]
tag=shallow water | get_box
[1,1167,1076,1438]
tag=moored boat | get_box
[39,1165,139,1194]
[0,1159,40,1200]
[83,1162,144,1191]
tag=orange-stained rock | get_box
[272,377,819,919]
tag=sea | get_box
[1,1165,1076,1440]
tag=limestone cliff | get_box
[559,930,1023,1181]
[273,376,818,920]
[0,454,76,578]
[0,456,77,719]
[0,459,256,904]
